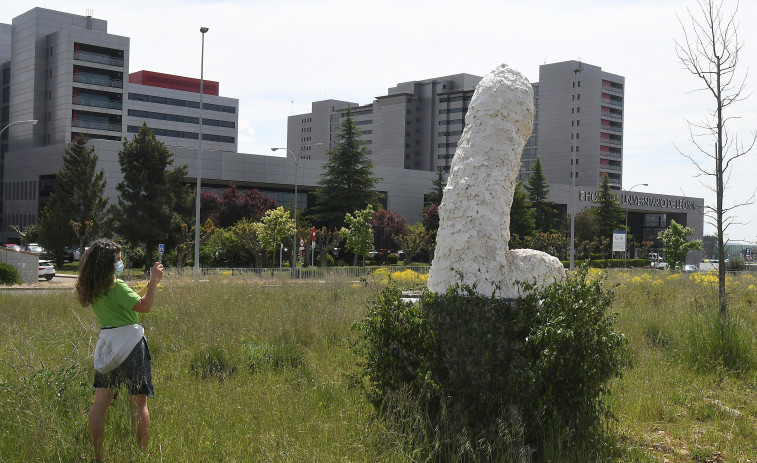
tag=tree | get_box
[371,209,408,253]
[590,174,625,251]
[676,0,756,316]
[658,220,703,269]
[340,206,374,266]
[38,136,108,267]
[10,224,39,247]
[314,227,342,267]
[402,223,433,264]
[524,158,558,233]
[255,206,295,264]
[113,123,194,270]
[426,167,446,206]
[232,218,266,268]
[574,210,599,244]
[311,107,383,229]
[510,182,535,239]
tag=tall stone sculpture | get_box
[428,64,564,298]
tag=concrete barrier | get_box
[0,248,39,284]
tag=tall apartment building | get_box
[287,61,625,189]
[0,8,237,239]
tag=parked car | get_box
[25,243,52,258]
[38,259,55,281]
[654,262,668,270]
[3,244,22,251]
[73,247,89,261]
[682,264,697,273]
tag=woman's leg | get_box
[89,388,116,461]
[129,394,150,453]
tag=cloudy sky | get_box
[6,0,757,240]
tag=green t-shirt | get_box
[92,279,142,328]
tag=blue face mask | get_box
[115,260,125,276]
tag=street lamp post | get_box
[624,182,648,267]
[1,120,38,239]
[272,143,322,275]
[194,26,209,282]
[271,147,300,274]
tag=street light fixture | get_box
[194,26,208,282]
[0,119,38,138]
[624,182,648,267]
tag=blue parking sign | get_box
[746,248,751,257]
[158,244,165,253]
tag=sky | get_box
[6,0,757,241]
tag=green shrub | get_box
[0,263,21,285]
[189,346,237,380]
[244,333,304,373]
[354,267,628,457]
[726,257,746,271]
[386,254,399,265]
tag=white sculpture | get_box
[428,63,565,298]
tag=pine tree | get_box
[38,136,108,267]
[509,182,535,240]
[426,167,446,206]
[590,174,625,245]
[113,123,194,270]
[311,107,382,229]
[524,158,557,233]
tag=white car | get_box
[38,260,55,281]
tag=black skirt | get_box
[93,337,154,398]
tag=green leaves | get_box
[354,266,628,452]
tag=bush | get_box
[726,257,746,271]
[0,263,21,285]
[354,267,628,458]
[386,254,399,265]
[244,333,304,373]
[189,346,237,380]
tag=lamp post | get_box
[271,143,321,275]
[1,120,38,240]
[624,182,648,267]
[194,26,209,281]
[271,147,300,275]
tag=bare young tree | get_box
[675,0,756,316]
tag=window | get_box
[576,146,579,152]
[578,81,581,87]
[577,120,580,126]
[577,94,581,100]
[576,107,581,113]
[576,133,580,139]
[572,95,575,101]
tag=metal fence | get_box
[163,265,430,280]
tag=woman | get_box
[76,238,164,461]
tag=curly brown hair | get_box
[76,238,122,307]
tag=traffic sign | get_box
[299,238,305,251]
[311,226,316,242]
[158,243,165,253]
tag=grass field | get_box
[1,269,756,462]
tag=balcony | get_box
[601,85,624,96]
[72,95,122,110]
[600,122,623,133]
[73,73,123,89]
[600,137,622,147]
[74,50,124,67]
[72,119,122,132]
[601,111,623,122]
[601,97,623,108]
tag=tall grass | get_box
[1,269,757,461]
